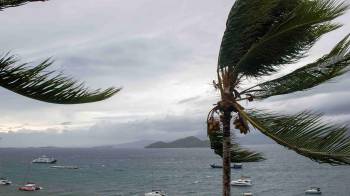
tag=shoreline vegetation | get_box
[145,136,209,148]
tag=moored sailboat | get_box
[0,178,12,185]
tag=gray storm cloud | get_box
[0,0,350,147]
[0,115,204,147]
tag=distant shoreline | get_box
[145,136,210,148]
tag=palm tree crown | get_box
[209,0,350,166]
[0,0,48,11]
[1,0,119,104]
[209,1,350,195]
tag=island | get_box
[145,136,210,148]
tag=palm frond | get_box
[239,109,350,165]
[219,0,348,77]
[209,132,265,163]
[0,0,47,10]
[0,53,120,104]
[242,34,350,99]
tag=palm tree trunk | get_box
[222,110,232,196]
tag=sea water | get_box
[0,145,349,196]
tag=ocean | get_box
[0,144,349,196]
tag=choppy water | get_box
[0,145,349,196]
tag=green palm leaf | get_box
[219,0,348,77]
[0,0,47,10]
[209,132,265,163]
[239,109,350,165]
[0,53,120,104]
[242,34,350,99]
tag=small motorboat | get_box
[233,163,243,169]
[243,193,253,196]
[305,187,322,194]
[210,164,222,168]
[50,165,79,169]
[210,163,243,169]
[231,177,252,186]
[145,190,167,196]
[18,183,43,191]
[0,178,12,185]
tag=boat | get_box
[50,165,78,169]
[18,183,43,191]
[243,193,253,196]
[210,163,243,169]
[305,187,322,194]
[210,164,222,168]
[32,155,57,164]
[145,190,167,196]
[231,177,252,186]
[0,178,12,185]
[233,163,243,169]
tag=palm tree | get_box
[1,0,48,11]
[1,0,119,104]
[207,0,350,195]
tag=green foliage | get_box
[1,0,118,104]
[224,1,350,166]
[211,3,350,194]
[243,34,350,99]
[243,110,350,165]
[209,132,265,163]
[0,0,47,10]
[0,54,120,104]
[219,0,348,77]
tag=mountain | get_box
[145,136,210,148]
[91,140,156,149]
[112,140,156,148]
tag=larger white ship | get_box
[32,155,57,164]
[231,176,252,186]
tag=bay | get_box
[0,145,349,196]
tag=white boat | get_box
[243,193,253,196]
[305,187,322,194]
[50,165,78,169]
[145,190,167,196]
[231,177,252,186]
[32,155,57,164]
[0,178,12,185]
[18,182,43,191]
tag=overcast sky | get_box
[1,0,350,147]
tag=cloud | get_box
[177,96,201,104]
[0,115,205,147]
[249,83,350,125]
[0,0,350,147]
[60,122,72,126]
